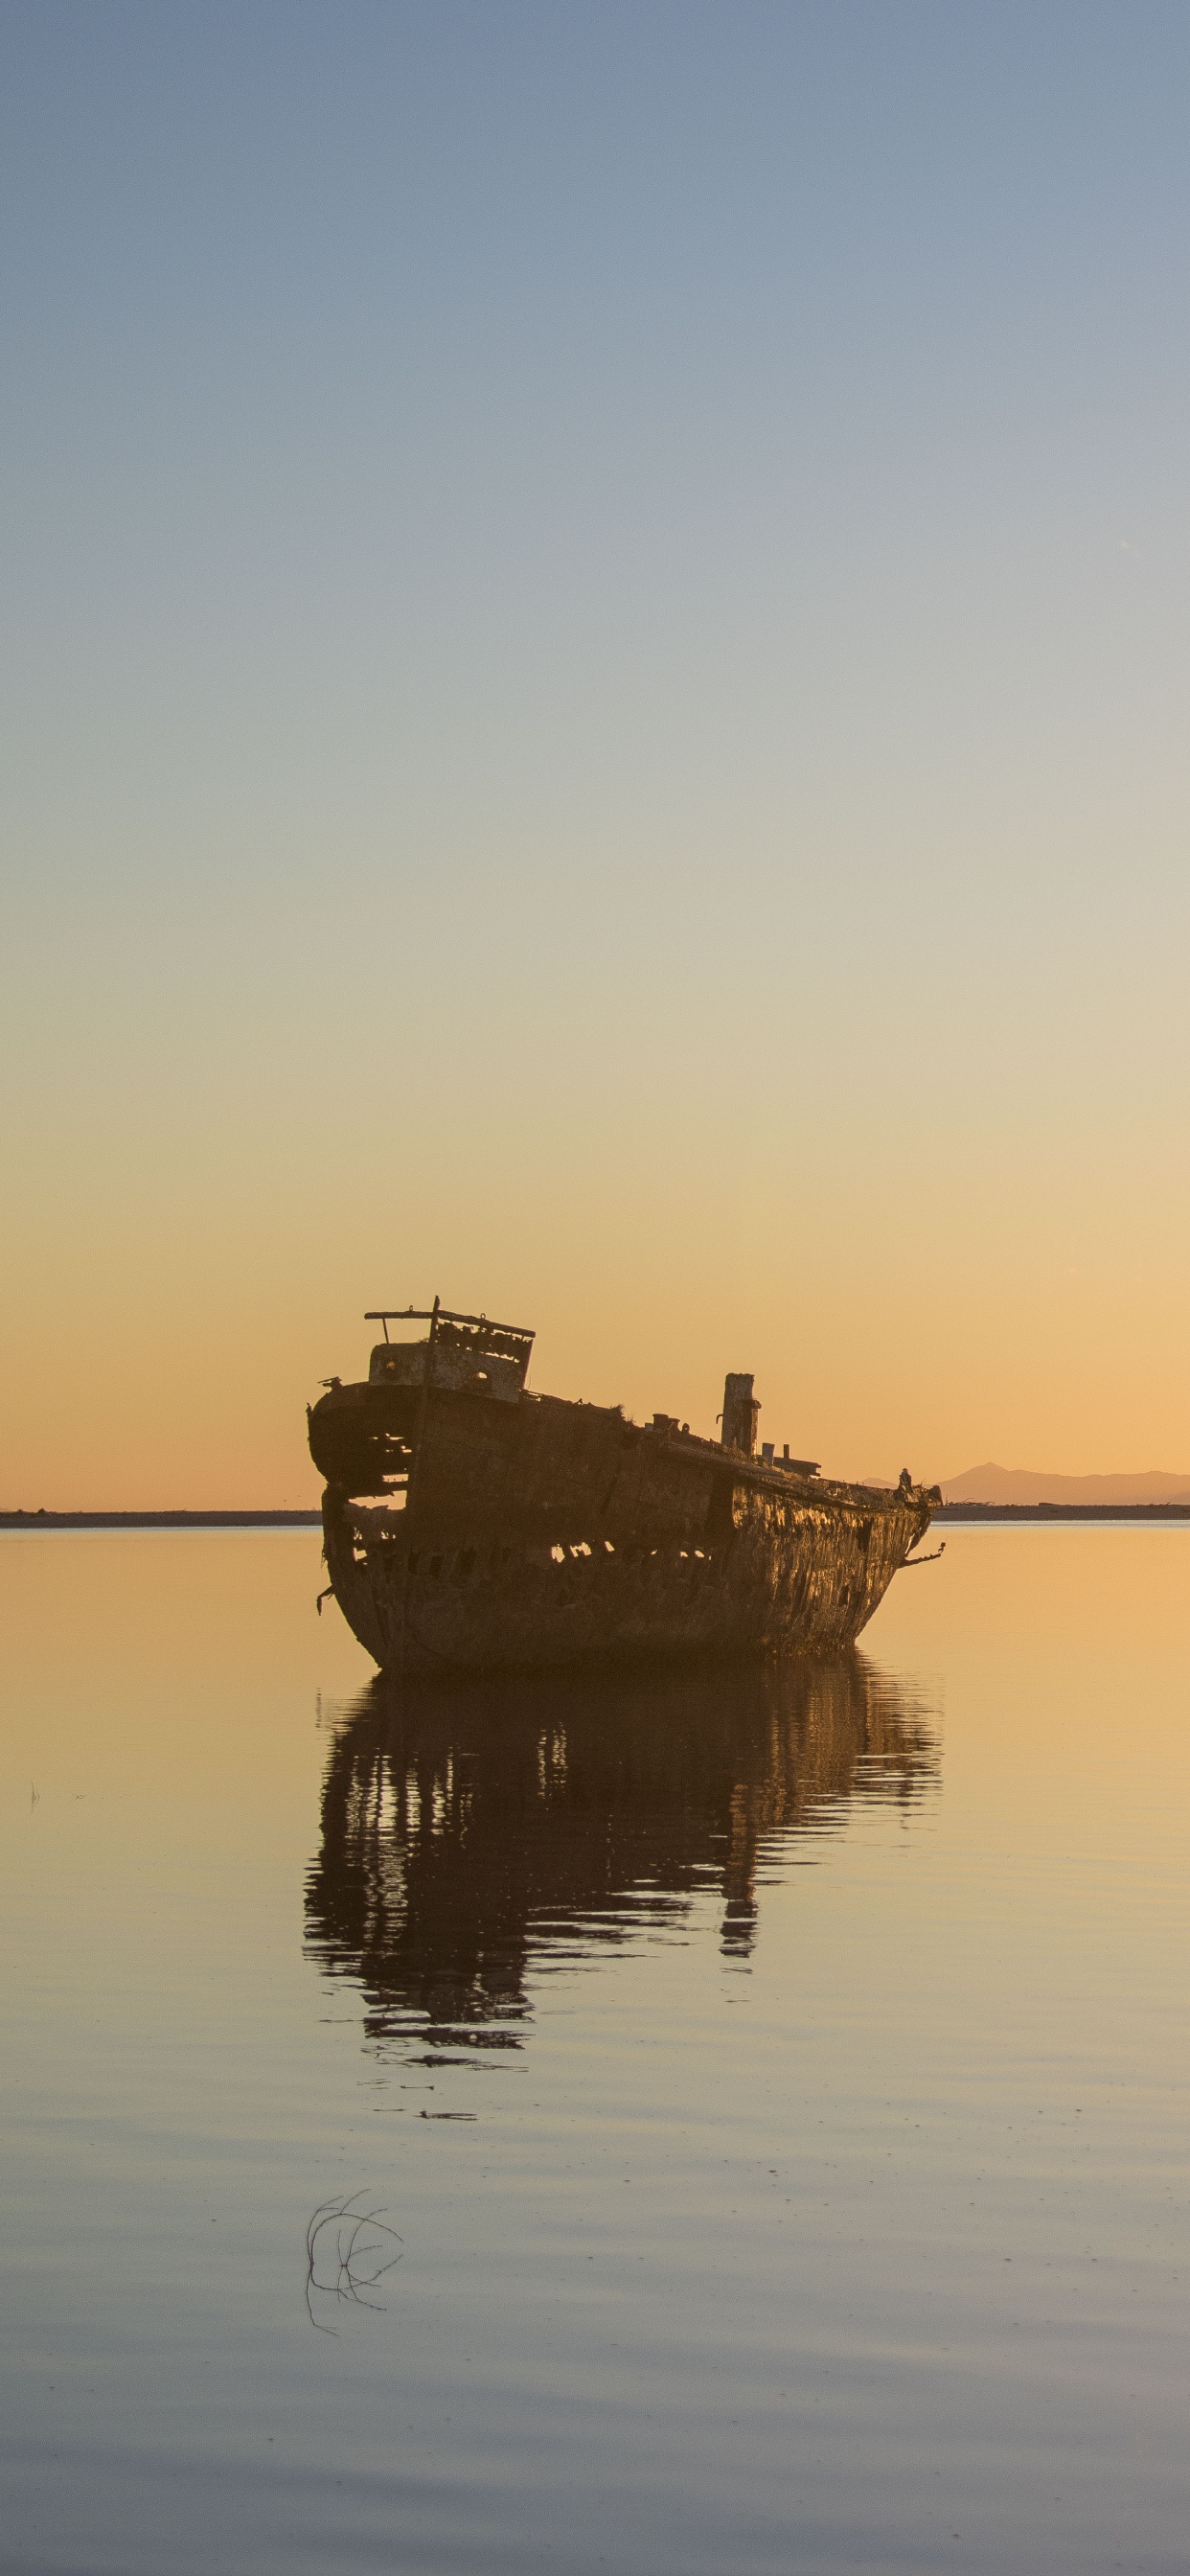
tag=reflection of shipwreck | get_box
[308,1304,940,1676]
[304,1658,938,2059]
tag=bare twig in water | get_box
[305,2191,403,2333]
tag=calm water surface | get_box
[1,1529,1186,2572]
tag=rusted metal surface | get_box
[308,1306,940,1677]
[721,1371,761,1458]
[368,1308,534,1403]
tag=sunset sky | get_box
[4,0,1189,1506]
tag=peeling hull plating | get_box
[309,1306,939,1678]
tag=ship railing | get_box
[365,1304,535,1367]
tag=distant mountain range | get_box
[942,1462,1190,1506]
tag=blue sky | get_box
[3,2,1189,1497]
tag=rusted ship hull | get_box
[321,1484,930,1675]
[309,1306,938,1679]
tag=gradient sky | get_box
[4,0,1189,1504]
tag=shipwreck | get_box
[307,1302,940,1677]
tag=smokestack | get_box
[721,1372,760,1458]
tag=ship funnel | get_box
[721,1373,760,1458]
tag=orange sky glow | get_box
[4,9,1189,1505]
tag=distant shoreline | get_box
[938,1502,1190,1523]
[0,1509,322,1530]
[4,1503,1189,1534]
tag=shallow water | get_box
[1,1527,1187,2574]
